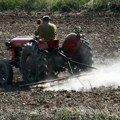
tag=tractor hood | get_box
[12,36,34,41]
[10,36,34,48]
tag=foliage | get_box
[55,109,120,120]
[85,0,120,11]
[52,0,89,12]
[56,110,80,120]
[0,0,119,12]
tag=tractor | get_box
[0,30,93,86]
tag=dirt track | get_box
[0,11,120,119]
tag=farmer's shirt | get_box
[35,22,57,41]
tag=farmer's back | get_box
[35,16,57,41]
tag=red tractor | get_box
[0,32,93,85]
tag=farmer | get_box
[36,18,42,25]
[35,15,57,41]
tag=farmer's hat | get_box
[42,15,51,21]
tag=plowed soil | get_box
[0,11,120,119]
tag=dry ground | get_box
[0,11,120,119]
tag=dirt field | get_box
[0,11,120,119]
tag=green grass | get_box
[0,0,119,12]
[5,110,120,120]
[55,110,120,120]
[85,0,120,11]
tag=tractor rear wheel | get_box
[75,40,93,71]
[20,42,48,83]
[0,60,13,85]
[69,40,93,74]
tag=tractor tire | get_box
[75,40,93,71]
[70,40,93,74]
[0,60,13,85]
[20,42,48,83]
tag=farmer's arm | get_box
[35,26,40,36]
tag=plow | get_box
[0,29,96,88]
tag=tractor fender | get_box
[29,39,48,50]
[37,39,48,50]
[62,33,82,56]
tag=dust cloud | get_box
[45,58,120,91]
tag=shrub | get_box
[0,0,119,12]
